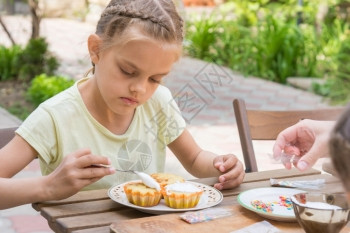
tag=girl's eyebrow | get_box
[123,60,170,76]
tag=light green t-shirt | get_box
[17,78,186,190]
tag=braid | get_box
[96,0,183,43]
[102,4,170,32]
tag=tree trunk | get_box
[0,15,16,45]
[28,0,41,39]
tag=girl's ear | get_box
[88,34,102,64]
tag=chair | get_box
[233,98,345,173]
[0,127,18,148]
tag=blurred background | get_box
[0,0,349,121]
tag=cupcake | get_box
[161,182,203,209]
[123,181,162,207]
[151,173,185,191]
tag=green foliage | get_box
[327,33,350,104]
[184,11,221,60]
[0,38,59,81]
[17,38,59,80]
[251,16,318,83]
[312,79,334,97]
[0,45,22,81]
[5,102,34,121]
[15,38,59,81]
[27,74,74,107]
[184,0,348,88]
[211,21,253,73]
[316,19,348,76]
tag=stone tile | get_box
[7,215,53,233]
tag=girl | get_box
[0,0,244,210]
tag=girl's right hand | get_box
[43,148,115,200]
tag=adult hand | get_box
[213,154,245,190]
[43,148,115,200]
[273,120,335,171]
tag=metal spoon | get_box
[91,164,160,190]
[92,164,135,173]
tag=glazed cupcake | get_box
[123,181,162,207]
[161,182,203,209]
[151,173,185,191]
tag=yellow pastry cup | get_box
[162,190,203,209]
[124,182,162,207]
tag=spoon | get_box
[92,164,160,191]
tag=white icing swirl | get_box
[165,182,201,194]
[134,171,160,191]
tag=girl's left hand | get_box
[213,154,245,190]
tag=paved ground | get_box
[0,16,332,233]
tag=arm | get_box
[168,129,244,190]
[273,119,335,171]
[0,135,115,210]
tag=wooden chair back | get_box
[233,98,345,173]
[0,127,18,148]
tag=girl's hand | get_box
[213,154,245,190]
[43,148,115,200]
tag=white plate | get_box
[237,187,306,222]
[108,181,223,214]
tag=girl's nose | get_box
[130,78,147,94]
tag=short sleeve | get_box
[16,105,58,164]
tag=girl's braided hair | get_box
[96,0,183,47]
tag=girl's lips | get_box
[120,97,138,105]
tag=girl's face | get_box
[89,34,180,116]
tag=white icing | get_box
[301,201,342,210]
[292,197,342,210]
[165,182,201,194]
[134,171,160,191]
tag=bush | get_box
[15,38,59,81]
[0,38,59,82]
[0,45,22,81]
[184,11,221,61]
[327,34,350,105]
[27,74,75,107]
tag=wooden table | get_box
[32,168,349,233]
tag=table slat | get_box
[190,168,321,187]
[56,209,149,233]
[71,226,110,233]
[242,168,321,183]
[221,173,341,197]
[32,189,109,211]
[41,199,125,222]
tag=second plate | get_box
[237,187,306,222]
